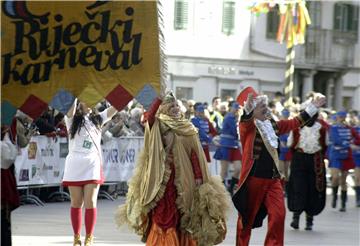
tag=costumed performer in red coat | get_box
[233,87,326,246]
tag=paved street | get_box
[13,190,359,246]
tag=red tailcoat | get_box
[236,111,310,229]
[239,113,308,188]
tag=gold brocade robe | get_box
[116,114,231,246]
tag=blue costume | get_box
[328,123,352,169]
[279,109,291,161]
[191,104,217,162]
[214,105,241,161]
[191,116,212,146]
[279,133,290,161]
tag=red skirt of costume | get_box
[1,166,20,210]
[146,161,196,246]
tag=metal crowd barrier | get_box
[18,182,129,206]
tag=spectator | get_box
[225,95,234,103]
[209,96,223,132]
[128,107,144,136]
[274,91,285,113]
[54,112,68,137]
[185,99,196,119]
[219,102,229,117]
[103,111,134,140]
[178,99,188,116]
[268,100,280,121]
[1,111,36,246]
[35,108,56,135]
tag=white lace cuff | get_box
[244,102,255,114]
[305,103,318,117]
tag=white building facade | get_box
[162,0,360,110]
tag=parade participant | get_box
[350,114,360,207]
[328,111,360,212]
[116,92,230,246]
[62,99,117,246]
[353,119,360,207]
[191,103,217,162]
[287,104,327,231]
[233,87,325,246]
[214,102,242,195]
[278,109,292,183]
[1,111,35,246]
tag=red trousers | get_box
[236,177,285,246]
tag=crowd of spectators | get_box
[27,91,360,144]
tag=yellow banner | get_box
[1,1,161,108]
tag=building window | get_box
[266,6,279,39]
[334,3,359,33]
[307,1,321,28]
[176,87,193,100]
[222,1,235,35]
[174,0,189,30]
[220,89,236,101]
[343,96,352,110]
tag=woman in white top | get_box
[62,99,116,246]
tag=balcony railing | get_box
[295,28,357,68]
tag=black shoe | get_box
[305,214,313,231]
[305,224,313,231]
[340,190,347,212]
[290,212,301,230]
[290,220,299,229]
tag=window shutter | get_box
[174,0,188,30]
[307,2,321,28]
[222,1,235,35]
[334,3,342,31]
[266,7,279,39]
[349,5,359,32]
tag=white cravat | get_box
[255,119,278,148]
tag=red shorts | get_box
[229,148,242,161]
[62,164,105,187]
[62,179,104,187]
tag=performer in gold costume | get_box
[116,92,230,246]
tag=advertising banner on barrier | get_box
[15,136,67,186]
[102,137,144,182]
[15,136,143,186]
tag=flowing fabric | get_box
[116,113,230,246]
